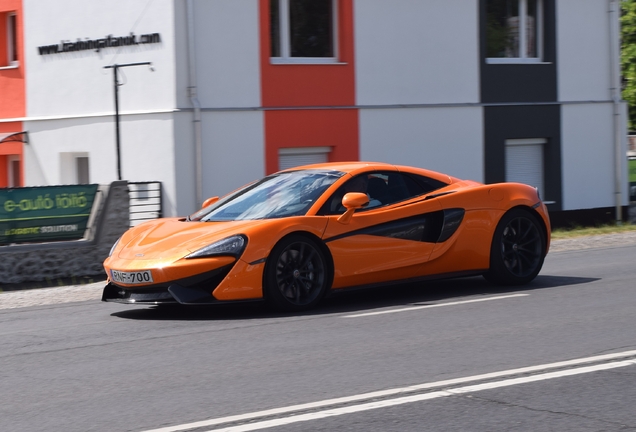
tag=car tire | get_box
[484,208,546,286]
[264,235,330,311]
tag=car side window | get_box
[319,172,439,215]
[409,174,448,194]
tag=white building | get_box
[1,0,629,225]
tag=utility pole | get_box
[104,62,152,181]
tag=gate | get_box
[128,181,162,227]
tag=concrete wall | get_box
[0,181,129,284]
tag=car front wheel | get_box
[265,235,329,311]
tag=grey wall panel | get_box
[484,105,562,211]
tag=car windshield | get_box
[189,170,345,221]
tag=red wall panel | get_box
[0,1,25,186]
[0,1,26,119]
[259,0,359,174]
[264,109,358,173]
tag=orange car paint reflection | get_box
[212,260,265,300]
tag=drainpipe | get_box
[609,0,623,223]
[186,0,203,208]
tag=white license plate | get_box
[111,270,153,285]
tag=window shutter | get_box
[505,138,545,197]
[278,147,331,171]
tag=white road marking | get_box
[204,360,636,432]
[141,349,636,432]
[342,293,529,318]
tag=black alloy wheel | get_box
[484,208,546,285]
[265,235,329,311]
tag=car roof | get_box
[279,161,458,184]
[281,161,395,173]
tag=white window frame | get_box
[487,0,544,64]
[270,0,339,65]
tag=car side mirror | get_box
[201,196,219,208]
[337,192,368,224]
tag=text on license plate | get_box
[111,270,153,284]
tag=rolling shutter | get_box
[278,147,331,170]
[505,138,545,197]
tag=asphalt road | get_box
[1,241,636,432]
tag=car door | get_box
[320,171,445,289]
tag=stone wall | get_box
[0,181,130,284]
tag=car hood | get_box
[117,218,268,261]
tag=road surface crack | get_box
[458,394,636,430]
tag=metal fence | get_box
[128,181,162,227]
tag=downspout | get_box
[609,0,623,223]
[186,0,203,208]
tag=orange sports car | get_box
[103,162,550,311]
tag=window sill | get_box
[270,58,347,66]
[486,58,552,65]
[0,63,19,70]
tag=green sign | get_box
[0,184,99,245]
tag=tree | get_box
[622,0,636,132]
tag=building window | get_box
[0,12,18,67]
[270,0,337,64]
[76,156,90,184]
[7,156,21,187]
[1,12,14,67]
[279,146,331,170]
[60,152,91,184]
[505,138,545,198]
[8,13,17,64]
[486,0,542,63]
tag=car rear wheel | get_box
[265,235,329,311]
[484,208,546,285]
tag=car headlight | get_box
[108,237,121,257]
[186,235,247,259]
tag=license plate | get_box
[111,270,153,285]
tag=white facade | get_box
[353,0,481,105]
[24,0,176,116]
[19,0,267,216]
[5,0,628,220]
[555,0,628,211]
[183,0,261,109]
[556,0,611,102]
[359,107,484,181]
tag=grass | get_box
[551,222,636,239]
